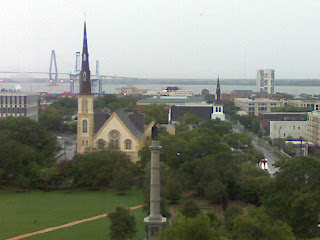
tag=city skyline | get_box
[1,0,320,79]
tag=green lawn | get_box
[0,188,146,240]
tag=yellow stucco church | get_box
[76,22,153,162]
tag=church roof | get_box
[116,109,144,139]
[94,112,110,133]
[94,109,145,138]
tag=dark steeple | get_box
[79,21,91,95]
[215,76,221,103]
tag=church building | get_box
[76,22,154,162]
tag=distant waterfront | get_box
[0,82,319,96]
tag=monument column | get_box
[144,125,167,240]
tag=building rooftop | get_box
[171,105,213,122]
[261,112,308,115]
[0,91,39,96]
[234,98,280,102]
[138,96,205,105]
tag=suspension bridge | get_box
[0,50,143,94]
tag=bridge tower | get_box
[96,60,103,95]
[69,52,81,93]
[49,50,58,84]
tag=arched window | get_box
[83,72,87,81]
[109,130,120,149]
[124,139,132,150]
[82,120,88,133]
[97,139,106,150]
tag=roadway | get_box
[56,134,77,161]
[233,123,278,175]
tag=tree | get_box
[224,206,243,231]
[223,100,239,117]
[111,168,134,193]
[39,108,64,132]
[204,179,228,206]
[181,113,201,125]
[72,150,134,188]
[237,163,271,205]
[180,200,200,218]
[139,104,168,124]
[161,215,222,240]
[0,117,58,186]
[231,206,295,240]
[262,157,320,238]
[94,94,140,111]
[163,174,183,204]
[108,206,136,240]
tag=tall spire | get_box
[79,21,91,95]
[215,76,221,103]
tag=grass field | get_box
[0,188,146,240]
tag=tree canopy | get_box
[108,206,136,240]
[0,117,58,186]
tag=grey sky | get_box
[0,0,319,79]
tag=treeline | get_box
[1,109,320,239]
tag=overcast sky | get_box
[0,0,319,79]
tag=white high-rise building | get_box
[257,69,275,94]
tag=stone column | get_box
[144,140,167,240]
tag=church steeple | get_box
[215,76,221,103]
[80,21,91,95]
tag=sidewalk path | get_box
[5,204,143,240]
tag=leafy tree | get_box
[180,200,200,218]
[139,104,168,124]
[206,212,221,226]
[237,163,271,205]
[0,117,58,186]
[235,115,261,134]
[108,206,136,240]
[262,157,320,238]
[39,108,63,132]
[163,174,183,204]
[204,94,215,103]
[94,94,140,111]
[223,133,251,149]
[205,179,228,206]
[72,150,134,188]
[161,215,222,240]
[231,206,295,240]
[50,97,77,115]
[180,113,201,125]
[111,168,134,192]
[223,100,239,117]
[224,206,243,231]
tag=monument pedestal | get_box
[144,216,167,240]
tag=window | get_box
[110,140,119,149]
[97,139,106,150]
[82,120,88,133]
[124,139,132,150]
[109,130,120,149]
